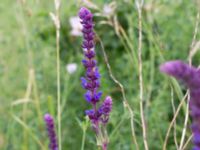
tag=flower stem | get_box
[81,129,86,150]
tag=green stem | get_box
[81,129,86,150]
[56,27,62,150]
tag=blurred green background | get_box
[0,0,200,149]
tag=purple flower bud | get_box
[84,90,102,103]
[82,40,94,49]
[81,77,88,89]
[79,7,94,50]
[100,96,112,115]
[82,59,97,68]
[85,109,102,121]
[94,91,103,102]
[85,109,96,119]
[84,50,95,59]
[44,114,58,150]
[86,68,100,80]
[83,32,94,41]
[79,7,91,19]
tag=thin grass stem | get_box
[81,129,86,150]
[170,86,178,149]
[162,92,188,150]
[179,11,200,150]
[51,0,62,149]
[136,1,148,150]
[97,35,139,150]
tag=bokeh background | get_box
[0,0,200,149]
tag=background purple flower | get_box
[44,114,58,150]
[160,60,200,149]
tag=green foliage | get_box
[0,0,199,149]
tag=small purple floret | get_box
[44,114,58,150]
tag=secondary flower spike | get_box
[160,60,200,150]
[100,96,113,124]
[44,114,58,150]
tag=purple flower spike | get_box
[79,6,113,123]
[160,60,200,149]
[160,60,200,89]
[160,60,193,80]
[79,7,112,149]
[79,7,101,106]
[44,114,58,150]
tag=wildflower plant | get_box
[160,60,200,150]
[79,7,112,150]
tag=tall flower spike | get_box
[79,7,112,150]
[44,114,58,150]
[160,60,200,150]
[79,7,101,107]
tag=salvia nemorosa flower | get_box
[79,7,102,106]
[79,7,112,149]
[160,60,200,150]
[44,114,58,150]
[79,7,112,123]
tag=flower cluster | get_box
[79,7,101,107]
[79,7,112,126]
[160,60,200,150]
[44,114,58,150]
